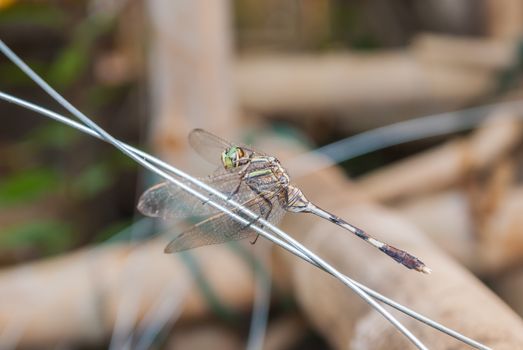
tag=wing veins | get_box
[164,189,284,253]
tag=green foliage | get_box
[27,123,79,149]
[92,218,134,243]
[47,41,91,87]
[1,3,117,88]
[86,85,128,110]
[47,16,115,87]
[0,169,60,207]
[109,149,137,170]
[71,162,113,199]
[496,38,523,94]
[0,60,47,87]
[1,3,139,255]
[328,1,379,50]
[0,220,74,254]
[70,149,137,200]
[0,3,66,28]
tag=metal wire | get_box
[0,40,428,350]
[0,41,428,350]
[0,90,493,350]
[245,243,272,350]
[288,100,523,177]
[0,40,493,349]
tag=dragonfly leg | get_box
[215,162,254,202]
[227,180,243,200]
[250,234,260,245]
[249,192,273,245]
[199,168,253,206]
[227,162,255,199]
[201,193,215,206]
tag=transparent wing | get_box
[188,129,233,166]
[164,193,287,253]
[137,168,258,220]
[188,128,268,164]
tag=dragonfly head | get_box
[221,146,246,169]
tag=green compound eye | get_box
[221,146,246,169]
[227,146,238,158]
[221,147,235,169]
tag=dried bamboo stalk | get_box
[262,315,306,350]
[493,267,523,318]
[167,323,243,350]
[235,51,497,130]
[263,152,523,349]
[285,200,523,349]
[411,33,515,70]
[146,0,239,167]
[485,0,523,40]
[0,240,256,348]
[398,186,523,275]
[356,112,522,203]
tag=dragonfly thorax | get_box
[273,161,290,187]
[241,155,291,194]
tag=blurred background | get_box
[2,1,523,349]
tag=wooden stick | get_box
[411,33,515,70]
[146,0,239,166]
[167,323,243,350]
[356,112,522,202]
[356,113,523,274]
[493,267,523,318]
[283,200,523,349]
[0,240,257,347]
[265,153,523,349]
[235,50,501,129]
[262,315,306,350]
[398,186,523,275]
[485,0,523,40]
[1,135,521,348]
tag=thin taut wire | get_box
[0,41,492,350]
[0,40,428,350]
[288,100,523,177]
[0,92,493,350]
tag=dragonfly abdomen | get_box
[282,185,312,212]
[380,245,431,273]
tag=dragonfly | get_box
[138,129,431,274]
